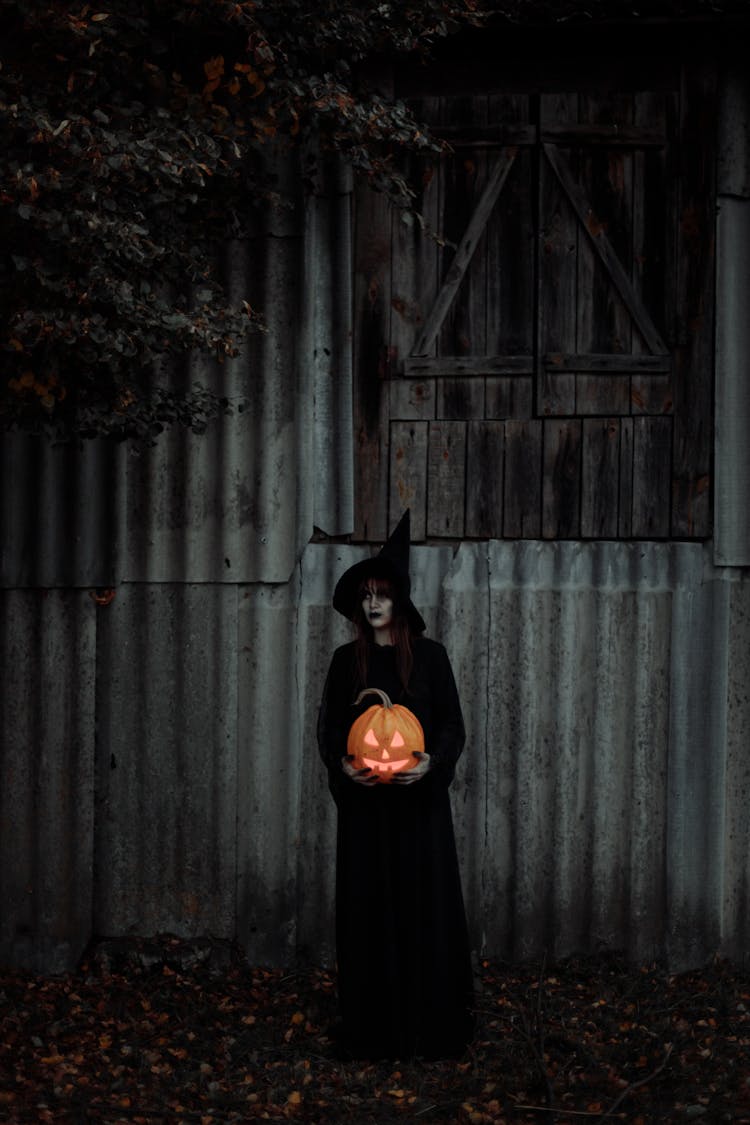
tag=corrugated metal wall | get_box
[245,540,750,972]
[1,590,96,972]
[3,60,750,974]
[3,538,750,973]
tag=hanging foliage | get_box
[0,0,485,440]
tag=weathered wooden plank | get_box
[632,416,672,537]
[353,181,392,541]
[437,95,490,359]
[542,420,582,538]
[618,417,634,538]
[581,418,621,537]
[542,124,667,146]
[427,421,466,537]
[390,97,441,367]
[630,376,674,416]
[504,419,542,538]
[577,375,630,416]
[630,92,676,421]
[390,377,436,421]
[544,143,668,355]
[413,145,517,356]
[544,353,670,373]
[440,124,670,148]
[671,59,716,537]
[580,93,638,418]
[576,93,635,414]
[486,376,533,420]
[389,422,428,541]
[438,378,485,420]
[466,421,504,538]
[404,355,532,376]
[538,93,577,416]
[437,125,667,148]
[631,95,658,346]
[631,129,669,419]
[437,123,535,145]
[633,91,677,342]
[540,372,575,417]
[395,44,680,101]
[487,99,535,357]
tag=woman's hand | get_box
[341,756,379,786]
[392,751,431,785]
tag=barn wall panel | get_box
[715,196,750,565]
[305,161,355,537]
[122,231,303,586]
[0,437,121,589]
[715,53,750,564]
[440,542,675,963]
[0,148,354,592]
[93,584,238,939]
[0,590,96,972]
[236,541,750,968]
[2,544,749,971]
[721,577,750,960]
[237,577,305,965]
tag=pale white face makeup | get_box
[361,584,394,645]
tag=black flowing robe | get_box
[317,636,474,1059]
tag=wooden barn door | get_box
[353,60,715,542]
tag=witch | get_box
[317,511,474,1060]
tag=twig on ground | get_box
[513,1107,627,1119]
[597,1043,674,1120]
[534,953,557,1123]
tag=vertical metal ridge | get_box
[93,585,238,940]
[0,590,96,971]
[0,436,119,588]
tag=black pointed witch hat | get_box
[333,510,426,634]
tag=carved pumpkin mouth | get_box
[362,757,410,774]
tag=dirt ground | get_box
[1,936,749,1123]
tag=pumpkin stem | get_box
[353,688,393,710]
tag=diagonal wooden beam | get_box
[543,142,668,356]
[410,146,518,357]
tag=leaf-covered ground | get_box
[1,936,749,1124]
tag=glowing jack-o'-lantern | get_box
[347,688,424,783]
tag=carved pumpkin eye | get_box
[390,731,405,749]
[363,728,380,748]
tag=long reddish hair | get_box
[352,575,415,693]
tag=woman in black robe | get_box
[317,512,474,1060]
